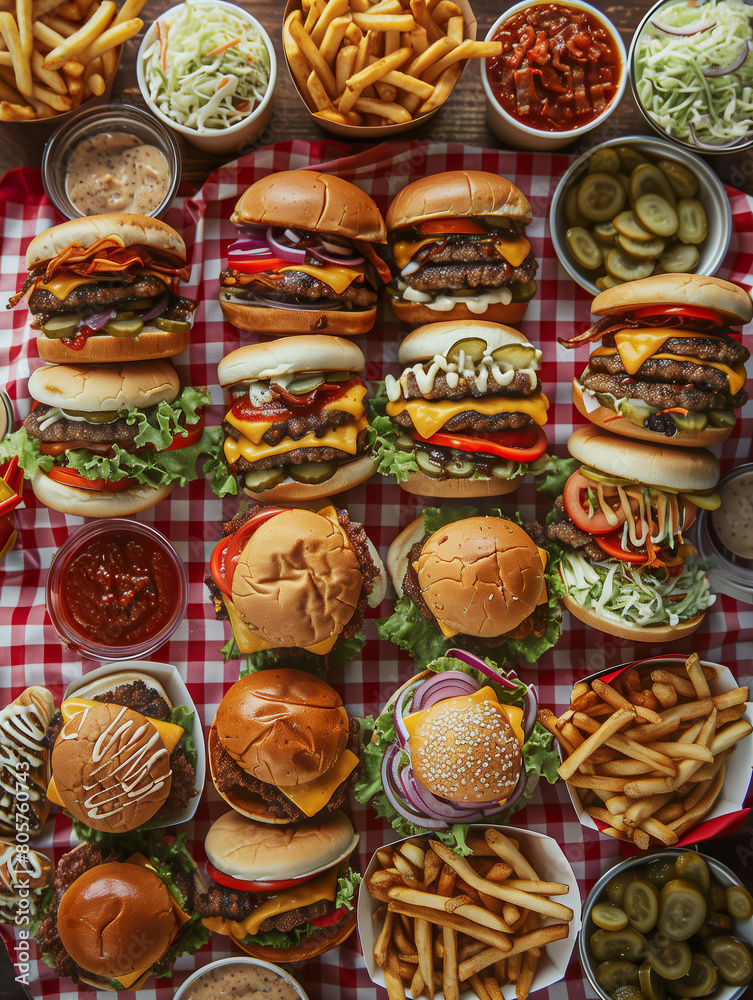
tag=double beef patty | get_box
[580,370,747,413]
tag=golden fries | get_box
[546,655,752,850]
[368,831,574,1000]
[283,0,502,127]
[0,0,143,119]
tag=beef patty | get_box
[580,370,747,412]
[224,407,357,448]
[399,368,540,401]
[602,332,749,367]
[392,407,534,433]
[403,253,537,292]
[588,352,742,392]
[221,268,377,309]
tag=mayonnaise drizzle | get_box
[385,347,541,402]
[0,700,48,830]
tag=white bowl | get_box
[136,0,276,155]
[172,957,309,1000]
[480,0,627,151]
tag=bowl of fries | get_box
[0,0,144,124]
[539,654,753,852]
[359,825,580,1000]
[282,0,496,137]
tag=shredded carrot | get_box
[216,76,230,91]
[158,22,170,72]
[603,413,625,422]
[205,37,240,58]
[657,407,689,416]
[234,100,250,113]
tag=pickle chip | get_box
[613,210,655,242]
[630,163,677,206]
[577,173,626,222]
[660,243,699,273]
[605,249,656,282]
[677,199,707,245]
[634,194,679,238]
[566,227,604,270]
[657,159,698,199]
[616,233,665,260]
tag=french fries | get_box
[0,0,143,120]
[368,830,574,1000]
[283,0,502,127]
[545,655,751,850]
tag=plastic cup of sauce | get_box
[173,958,309,1000]
[45,519,187,660]
[694,463,753,604]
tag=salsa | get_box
[486,3,621,133]
[59,529,181,648]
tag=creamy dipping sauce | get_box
[712,473,753,559]
[184,963,301,1000]
[65,133,170,216]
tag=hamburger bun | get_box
[218,335,365,386]
[26,214,187,267]
[572,379,733,448]
[386,170,532,229]
[567,425,720,492]
[57,860,178,985]
[397,470,522,499]
[231,908,358,963]
[30,469,174,518]
[29,361,180,410]
[386,516,426,595]
[591,272,753,325]
[219,295,376,338]
[0,686,55,838]
[389,297,529,327]
[560,586,706,642]
[243,453,378,502]
[37,327,190,365]
[51,702,172,833]
[398,320,537,363]
[414,517,546,637]
[214,669,349,789]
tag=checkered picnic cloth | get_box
[1,140,752,1000]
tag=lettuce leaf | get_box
[531,454,579,497]
[0,429,54,477]
[375,594,448,670]
[203,440,239,497]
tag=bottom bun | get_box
[572,380,731,448]
[243,455,377,503]
[561,590,705,643]
[386,515,425,596]
[220,293,376,337]
[31,471,174,517]
[399,470,522,499]
[208,725,292,825]
[37,328,190,364]
[230,908,357,963]
[390,297,529,327]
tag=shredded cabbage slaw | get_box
[635,0,753,146]
[142,2,271,132]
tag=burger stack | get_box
[548,273,753,641]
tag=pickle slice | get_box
[42,314,79,338]
[510,278,537,302]
[326,370,351,383]
[657,159,698,199]
[592,902,629,931]
[566,226,604,270]
[630,163,677,205]
[446,458,474,479]
[616,234,665,260]
[126,298,155,311]
[669,954,717,997]
[703,935,753,986]
[596,275,622,291]
[285,374,325,395]
[596,961,641,993]
[623,879,660,935]
[415,450,443,479]
[660,243,699,273]
[565,183,589,227]
[605,249,656,282]
[288,461,337,484]
[244,468,286,492]
[646,858,677,888]
[674,853,710,894]
[725,884,753,920]
[634,194,679,239]
[490,344,537,368]
[671,411,708,433]
[639,963,666,1000]
[395,431,415,453]
[588,148,621,175]
[658,879,707,941]
[646,934,692,980]
[104,317,144,337]
[153,317,191,333]
[581,465,634,487]
[708,409,735,430]
[446,338,487,365]
[590,927,645,962]
[594,221,617,245]
[61,408,119,424]
[577,173,626,222]
[613,211,655,242]
[616,146,651,173]
[677,199,707,245]
[490,461,517,479]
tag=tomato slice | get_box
[232,256,288,274]
[47,467,138,492]
[633,305,723,325]
[210,506,287,597]
[415,424,547,462]
[417,219,487,235]
[595,530,648,564]
[309,904,348,928]
[562,471,638,535]
[164,409,205,451]
[206,861,310,892]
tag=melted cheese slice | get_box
[392,236,530,270]
[37,269,171,302]
[405,686,525,751]
[278,263,367,293]
[225,384,367,447]
[278,748,359,817]
[601,336,747,395]
[386,394,549,438]
[224,414,369,465]
[204,867,339,939]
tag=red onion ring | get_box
[245,292,342,311]
[80,308,116,331]
[688,122,752,148]
[265,226,308,264]
[393,681,421,748]
[412,671,480,712]
[308,246,365,267]
[140,291,169,322]
[380,744,446,830]
[702,41,751,77]
[650,16,715,35]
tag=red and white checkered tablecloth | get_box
[1,140,752,1000]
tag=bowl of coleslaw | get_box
[136,0,276,155]
[630,0,753,153]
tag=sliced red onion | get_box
[401,763,504,822]
[522,684,538,737]
[80,308,116,331]
[651,16,715,35]
[702,41,751,77]
[321,236,356,254]
[381,745,446,830]
[393,681,421,748]
[228,239,273,264]
[309,246,365,266]
[412,671,479,712]
[688,122,752,148]
[447,649,519,688]
[266,226,308,264]
[248,292,341,311]
[140,291,169,321]
[498,769,527,814]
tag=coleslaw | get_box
[635,0,753,147]
[142,2,271,132]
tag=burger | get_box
[373,320,549,497]
[5,360,216,517]
[545,425,719,641]
[208,669,361,825]
[44,670,198,835]
[9,214,196,364]
[0,841,52,924]
[384,170,538,325]
[0,685,55,840]
[34,838,208,991]
[213,336,377,501]
[219,170,389,336]
[206,503,386,664]
[198,809,360,961]
[561,273,752,446]
[355,650,558,849]
[379,507,561,669]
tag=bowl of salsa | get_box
[481,0,627,150]
[45,519,188,661]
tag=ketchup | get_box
[59,528,180,647]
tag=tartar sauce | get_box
[712,473,753,560]
[184,962,301,1000]
[65,133,170,216]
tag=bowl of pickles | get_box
[549,136,732,295]
[580,849,753,1000]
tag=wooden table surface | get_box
[1,0,753,193]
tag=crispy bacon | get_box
[41,238,189,282]
[558,313,727,349]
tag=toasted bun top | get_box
[415,517,545,637]
[411,694,521,803]
[232,509,363,650]
[591,273,753,325]
[218,336,365,386]
[26,214,187,267]
[398,320,533,364]
[29,361,180,410]
[230,170,386,242]
[386,170,532,230]
[52,702,171,833]
[567,425,720,491]
[206,809,358,882]
[57,861,176,979]
[215,669,349,787]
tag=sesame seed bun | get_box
[386,171,532,230]
[591,273,753,326]
[29,361,180,411]
[218,335,365,386]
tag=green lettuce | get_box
[531,454,579,497]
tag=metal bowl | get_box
[628,0,753,155]
[549,134,732,296]
[580,849,753,1000]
